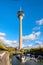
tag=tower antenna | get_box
[20,7,22,11]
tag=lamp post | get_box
[17,8,24,50]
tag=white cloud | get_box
[33,19,43,31]
[13,40,17,44]
[36,19,43,25]
[35,41,42,45]
[23,44,33,49]
[34,31,41,37]
[28,44,33,47]
[0,37,5,43]
[33,26,40,30]
[23,34,35,41]
[0,32,6,37]
[0,32,41,48]
[23,31,41,41]
[0,32,17,47]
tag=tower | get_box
[17,8,24,49]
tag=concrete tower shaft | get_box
[17,9,24,49]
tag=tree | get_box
[0,42,7,50]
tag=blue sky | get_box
[0,0,43,48]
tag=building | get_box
[0,51,10,65]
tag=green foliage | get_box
[7,47,16,57]
[22,47,43,55]
[20,49,24,54]
[30,47,43,55]
[0,42,7,50]
[8,47,15,52]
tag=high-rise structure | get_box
[17,8,24,49]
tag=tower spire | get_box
[20,7,22,11]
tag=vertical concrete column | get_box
[19,17,23,49]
